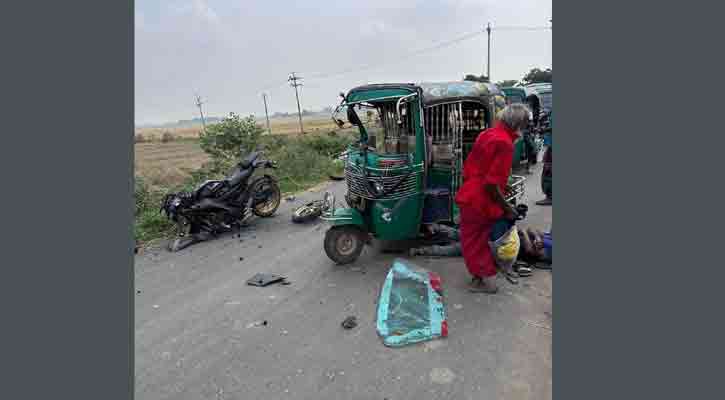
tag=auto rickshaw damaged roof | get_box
[345,81,494,106]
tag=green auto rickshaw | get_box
[320,81,525,264]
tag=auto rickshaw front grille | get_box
[344,165,422,200]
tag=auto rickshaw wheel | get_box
[324,226,365,265]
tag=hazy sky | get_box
[135,0,552,125]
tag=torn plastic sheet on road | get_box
[376,258,448,347]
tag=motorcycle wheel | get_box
[251,178,281,217]
[292,201,323,223]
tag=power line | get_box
[303,28,486,82]
[492,26,551,31]
[253,25,549,91]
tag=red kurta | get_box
[455,122,518,278]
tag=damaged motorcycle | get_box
[160,151,281,251]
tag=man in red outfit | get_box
[455,104,531,293]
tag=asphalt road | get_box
[135,163,552,400]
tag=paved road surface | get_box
[135,164,552,400]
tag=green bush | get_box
[199,113,263,164]
[300,132,354,157]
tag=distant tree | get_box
[521,68,552,84]
[495,80,519,88]
[463,74,490,83]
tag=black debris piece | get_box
[341,316,358,330]
[247,273,287,287]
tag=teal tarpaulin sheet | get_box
[376,259,448,347]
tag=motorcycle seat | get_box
[239,151,261,169]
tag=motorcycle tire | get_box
[250,176,281,218]
[291,201,323,224]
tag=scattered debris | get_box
[246,320,269,328]
[246,273,287,287]
[453,304,463,310]
[341,316,358,330]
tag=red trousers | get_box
[459,207,498,278]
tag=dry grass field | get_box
[134,140,209,189]
[134,115,339,141]
[134,115,343,189]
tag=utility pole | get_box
[486,22,491,81]
[288,72,304,135]
[262,93,272,135]
[194,93,207,133]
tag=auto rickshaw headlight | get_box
[323,191,335,214]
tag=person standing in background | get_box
[536,112,553,206]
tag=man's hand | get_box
[486,183,519,220]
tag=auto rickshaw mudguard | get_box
[322,207,366,229]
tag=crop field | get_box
[134,115,339,141]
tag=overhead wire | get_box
[303,28,487,82]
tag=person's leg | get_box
[410,242,462,257]
[459,207,498,293]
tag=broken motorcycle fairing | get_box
[376,259,448,347]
